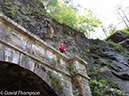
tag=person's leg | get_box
[62,50,65,54]
[60,50,65,54]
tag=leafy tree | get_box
[107,23,116,34]
[102,23,116,37]
[76,8,102,37]
[40,0,102,38]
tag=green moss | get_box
[4,11,15,15]
[25,52,30,60]
[104,28,129,41]
[121,29,129,35]
[107,62,114,67]
[66,64,74,75]
[119,52,128,57]
[50,72,64,89]
[88,72,96,76]
[26,52,30,57]
[87,45,96,50]
[51,77,57,86]
[42,65,46,71]
[93,86,102,96]
[38,57,43,61]
[90,79,107,87]
[81,50,86,54]
[104,41,123,51]
[103,31,117,41]
[23,16,30,20]
[57,54,66,60]
[99,79,107,86]
[58,82,63,89]
[30,22,35,26]
[105,58,112,62]
[109,79,118,85]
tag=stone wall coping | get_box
[72,72,90,80]
[68,55,88,66]
[0,38,71,78]
[0,13,67,59]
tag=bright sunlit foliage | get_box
[40,0,102,37]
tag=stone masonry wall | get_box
[0,13,91,96]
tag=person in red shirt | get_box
[60,44,65,53]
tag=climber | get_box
[60,44,65,54]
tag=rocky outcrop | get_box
[106,31,129,43]
[1,0,129,95]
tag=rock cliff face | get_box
[0,0,129,95]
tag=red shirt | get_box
[60,46,65,50]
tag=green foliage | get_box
[104,28,129,41]
[66,64,74,75]
[76,8,102,37]
[87,45,96,50]
[58,82,63,89]
[26,52,30,57]
[108,23,117,34]
[18,21,23,26]
[3,7,16,16]
[126,27,129,31]
[57,54,66,60]
[109,79,118,85]
[49,60,57,66]
[105,58,112,62]
[90,79,107,87]
[23,16,30,20]
[81,50,86,54]
[25,52,30,60]
[88,72,95,76]
[42,65,46,71]
[8,28,11,32]
[49,60,54,65]
[4,11,15,15]
[107,62,114,67]
[93,86,101,96]
[51,77,57,86]
[120,52,128,57]
[93,67,100,71]
[90,79,107,96]
[50,72,57,85]
[38,57,43,61]
[50,71,64,89]
[114,88,125,95]
[104,41,123,51]
[57,54,62,59]
[103,31,117,41]
[3,0,102,38]
[90,80,102,96]
[121,29,129,36]
[7,37,11,41]
[99,79,107,86]
[40,0,102,38]
[81,71,84,74]
[30,22,35,26]
[54,60,57,64]
[88,66,101,76]
[90,79,125,96]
